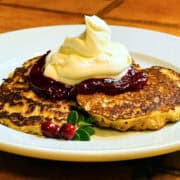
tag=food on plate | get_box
[0,15,179,141]
[0,57,72,136]
[0,56,95,140]
[77,66,180,131]
[44,15,132,86]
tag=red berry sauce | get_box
[29,51,148,100]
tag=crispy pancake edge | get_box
[94,107,180,131]
[0,56,73,136]
[77,66,180,131]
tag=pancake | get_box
[0,57,72,136]
[77,66,180,131]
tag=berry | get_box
[60,123,76,140]
[41,121,60,138]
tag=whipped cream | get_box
[44,15,132,85]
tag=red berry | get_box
[60,123,76,140]
[41,121,60,138]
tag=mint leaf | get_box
[80,126,95,135]
[72,133,80,140]
[78,121,91,127]
[76,129,90,141]
[67,110,78,125]
[78,114,85,122]
[66,111,96,141]
[86,115,96,123]
[77,113,95,127]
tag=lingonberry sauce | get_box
[29,52,148,100]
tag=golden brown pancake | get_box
[77,66,180,131]
[0,55,179,135]
[0,57,73,135]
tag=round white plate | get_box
[0,25,179,162]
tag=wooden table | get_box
[0,0,179,179]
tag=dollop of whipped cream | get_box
[44,15,132,85]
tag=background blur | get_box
[0,0,180,35]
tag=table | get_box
[0,0,179,179]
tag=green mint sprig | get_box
[67,110,95,141]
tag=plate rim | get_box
[1,24,179,39]
[0,138,179,162]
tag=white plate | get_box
[0,25,179,162]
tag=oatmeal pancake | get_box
[77,66,180,131]
[0,57,73,135]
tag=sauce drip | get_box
[29,52,148,100]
